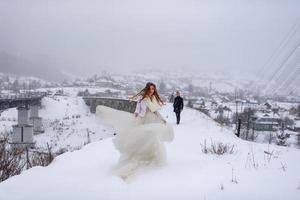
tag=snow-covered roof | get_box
[255,112,280,119]
[254,121,279,125]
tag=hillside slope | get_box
[0,104,299,200]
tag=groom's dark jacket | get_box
[173,96,184,112]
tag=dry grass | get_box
[200,139,236,155]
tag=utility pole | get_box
[235,88,239,131]
[246,107,250,140]
[236,119,241,137]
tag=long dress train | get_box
[96,102,174,177]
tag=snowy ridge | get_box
[0,104,299,200]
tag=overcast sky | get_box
[0,0,299,77]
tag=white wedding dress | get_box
[96,98,174,178]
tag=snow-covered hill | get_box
[0,104,299,200]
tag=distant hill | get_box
[0,52,67,82]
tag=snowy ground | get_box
[0,104,300,200]
[35,95,112,151]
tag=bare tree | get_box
[232,108,256,140]
[0,132,67,183]
[0,136,25,182]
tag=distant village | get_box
[1,71,300,148]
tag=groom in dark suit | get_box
[173,91,184,124]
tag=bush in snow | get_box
[200,140,236,155]
[276,132,290,146]
[27,144,56,168]
[0,132,68,182]
[0,135,25,182]
[28,150,53,168]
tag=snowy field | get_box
[0,104,299,200]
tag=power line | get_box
[270,55,300,94]
[288,65,300,95]
[255,17,300,85]
[290,83,300,95]
[263,39,300,95]
[271,67,300,94]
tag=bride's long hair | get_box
[131,82,164,105]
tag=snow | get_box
[0,108,17,133]
[0,104,300,199]
[35,95,112,151]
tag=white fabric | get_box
[134,97,147,117]
[96,104,174,178]
[144,96,161,112]
[134,96,161,117]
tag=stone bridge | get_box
[82,96,137,113]
[0,95,45,112]
[0,94,46,148]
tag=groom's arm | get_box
[180,98,184,110]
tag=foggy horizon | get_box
[0,0,300,80]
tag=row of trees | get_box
[203,103,299,147]
[289,104,300,118]
[233,107,300,147]
[0,79,43,93]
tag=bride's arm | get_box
[133,96,142,117]
[134,101,141,117]
[134,97,147,117]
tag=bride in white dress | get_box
[96,82,174,179]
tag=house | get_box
[246,99,259,109]
[252,113,281,131]
[192,99,206,109]
[294,119,300,132]
[264,102,272,110]
[54,89,67,96]
[77,89,90,97]
[95,89,121,98]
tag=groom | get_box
[173,91,184,125]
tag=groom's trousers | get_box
[175,111,181,124]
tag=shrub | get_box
[201,139,236,155]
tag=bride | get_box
[96,82,174,179]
